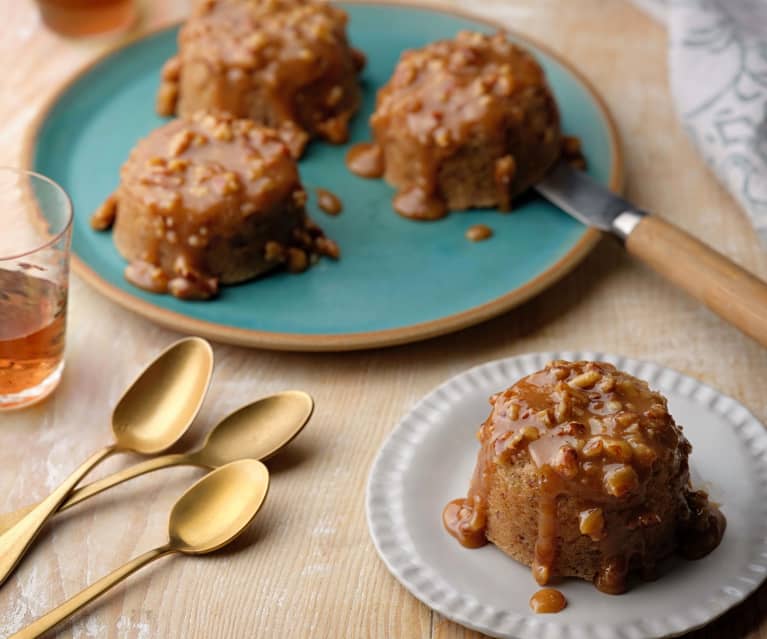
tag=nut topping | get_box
[475,360,687,500]
[168,129,194,157]
[603,438,633,463]
[582,437,605,458]
[553,445,579,479]
[555,394,571,422]
[90,194,118,231]
[264,241,286,263]
[569,370,601,389]
[578,508,605,541]
[604,464,639,498]
[286,247,308,273]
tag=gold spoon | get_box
[0,391,312,534]
[0,336,214,588]
[10,459,269,639]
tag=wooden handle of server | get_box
[625,215,767,348]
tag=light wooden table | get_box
[1,1,766,637]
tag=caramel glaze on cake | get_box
[91,112,338,300]
[347,31,562,220]
[443,361,725,595]
[157,0,365,158]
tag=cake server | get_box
[536,162,767,348]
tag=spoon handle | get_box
[0,453,200,537]
[9,545,174,639]
[64,452,194,511]
[0,445,116,587]
[0,454,194,535]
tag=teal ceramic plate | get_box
[27,1,621,351]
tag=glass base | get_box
[38,0,137,38]
[0,360,64,411]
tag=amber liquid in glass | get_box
[0,269,66,397]
[37,0,135,37]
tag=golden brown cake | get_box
[347,30,562,220]
[443,360,725,595]
[157,0,365,158]
[91,112,338,300]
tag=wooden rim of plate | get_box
[21,0,623,352]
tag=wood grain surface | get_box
[1,1,766,638]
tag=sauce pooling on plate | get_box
[442,496,486,548]
[345,142,384,178]
[316,188,343,215]
[465,224,493,242]
[529,588,567,613]
[392,186,446,221]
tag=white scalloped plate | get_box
[366,352,767,639]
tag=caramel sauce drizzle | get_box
[160,0,364,158]
[345,142,384,178]
[443,360,726,601]
[316,188,343,215]
[92,112,337,301]
[465,224,493,242]
[529,588,567,614]
[442,496,487,549]
[110,114,301,300]
[354,31,561,221]
[533,467,560,586]
[392,187,446,221]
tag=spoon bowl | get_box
[112,337,214,453]
[11,460,269,639]
[0,390,313,535]
[170,459,270,554]
[193,390,314,468]
[0,336,214,587]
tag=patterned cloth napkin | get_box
[632,0,767,246]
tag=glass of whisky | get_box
[36,0,137,38]
[0,168,72,410]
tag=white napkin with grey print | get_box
[632,0,767,246]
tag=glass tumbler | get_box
[0,168,73,410]
[36,0,137,38]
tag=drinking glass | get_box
[0,168,72,410]
[36,0,137,37]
